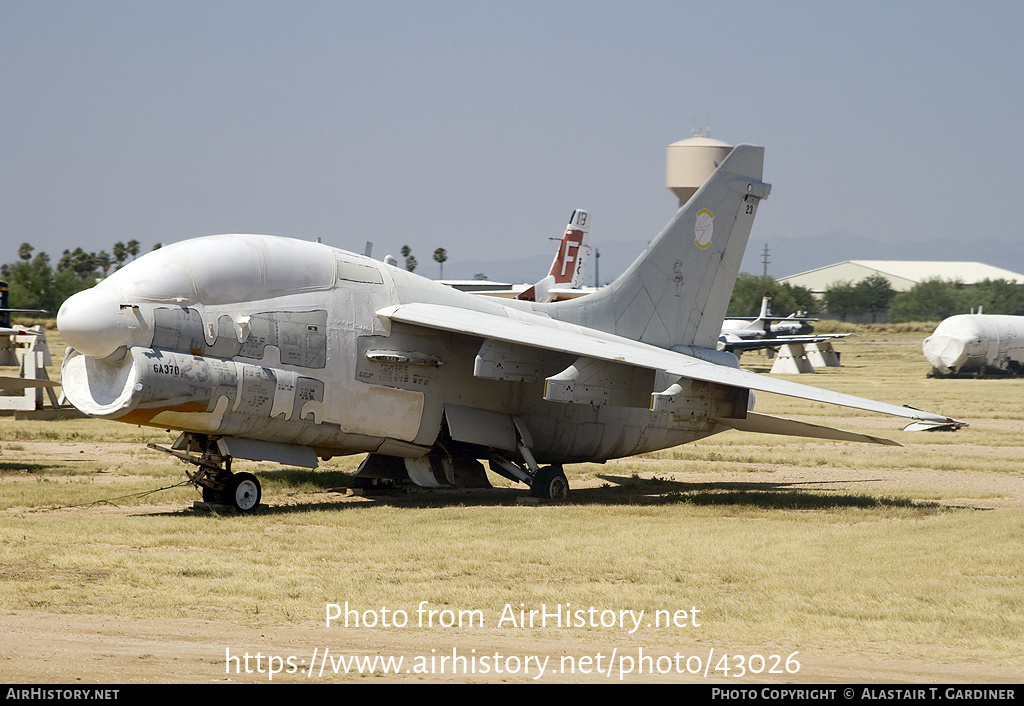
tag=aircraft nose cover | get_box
[922,334,969,373]
[58,287,130,359]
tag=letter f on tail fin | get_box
[554,209,590,288]
[546,145,770,350]
[516,209,591,303]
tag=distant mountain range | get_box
[441,231,1024,285]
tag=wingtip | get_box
[900,405,967,432]
[902,419,967,432]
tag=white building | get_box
[778,260,1024,294]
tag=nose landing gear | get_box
[148,436,263,513]
[222,472,262,512]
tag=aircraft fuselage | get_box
[923,314,1024,376]
[59,235,730,469]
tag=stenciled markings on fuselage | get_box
[152,307,328,368]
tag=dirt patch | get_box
[1,439,1021,683]
[0,608,1014,683]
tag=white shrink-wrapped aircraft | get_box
[57,145,964,512]
[923,313,1024,376]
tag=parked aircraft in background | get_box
[0,304,47,337]
[57,144,963,512]
[722,293,812,336]
[0,326,40,337]
[455,209,594,302]
[0,377,56,392]
[515,209,592,303]
[923,312,1024,376]
[0,310,58,399]
[1,307,54,394]
[718,293,851,354]
[0,281,47,333]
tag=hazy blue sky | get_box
[3,1,1022,280]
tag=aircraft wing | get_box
[720,333,852,352]
[0,376,58,392]
[378,302,962,428]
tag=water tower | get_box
[666,135,734,207]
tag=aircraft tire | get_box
[530,465,569,500]
[224,472,262,513]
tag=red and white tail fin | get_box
[517,209,590,303]
[549,209,590,286]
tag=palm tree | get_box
[113,242,127,269]
[433,248,448,279]
[96,250,112,276]
[400,245,416,272]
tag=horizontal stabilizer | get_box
[715,412,900,446]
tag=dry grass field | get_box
[0,326,1021,683]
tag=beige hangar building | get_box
[777,261,1024,295]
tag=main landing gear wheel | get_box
[223,472,262,513]
[530,465,569,500]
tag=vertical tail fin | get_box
[545,144,769,350]
[550,209,590,288]
[756,292,772,332]
[516,209,590,303]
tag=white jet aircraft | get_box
[0,307,47,337]
[718,292,851,353]
[923,312,1024,376]
[57,144,963,512]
